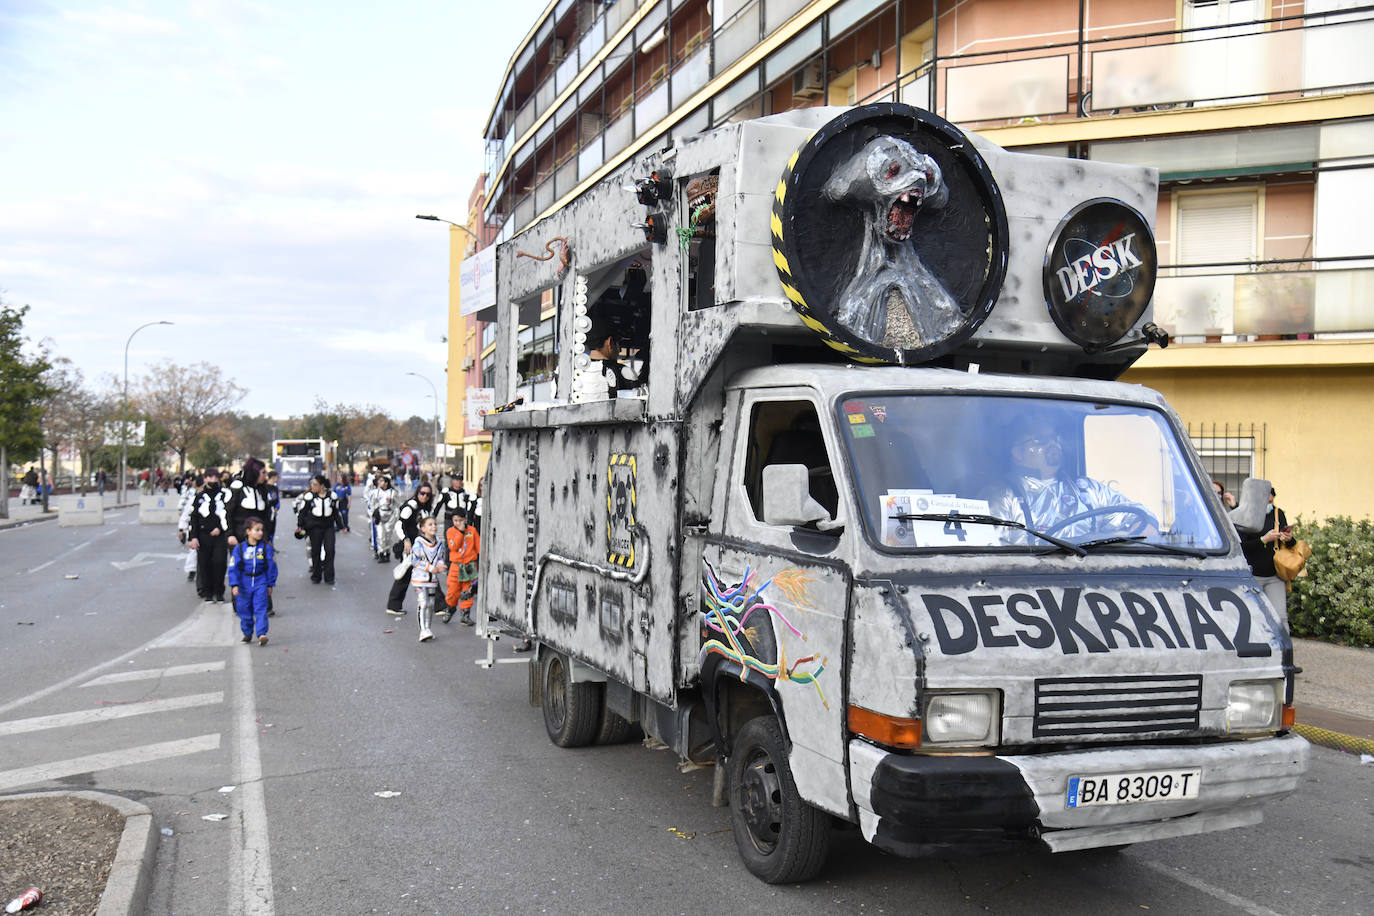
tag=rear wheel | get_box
[541,652,601,747]
[593,702,633,745]
[727,716,830,883]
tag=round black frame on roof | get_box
[771,102,1009,366]
[1041,197,1158,351]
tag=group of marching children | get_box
[365,467,481,643]
[173,459,283,646]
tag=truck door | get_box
[702,391,853,818]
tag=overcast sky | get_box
[0,0,545,422]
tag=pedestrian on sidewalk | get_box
[20,467,38,504]
[228,517,277,647]
[96,467,107,496]
[410,515,445,642]
[1240,486,1296,629]
[444,511,480,625]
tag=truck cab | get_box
[475,102,1307,882]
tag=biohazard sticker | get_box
[606,453,637,567]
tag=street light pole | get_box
[406,372,441,471]
[415,214,480,242]
[121,320,173,507]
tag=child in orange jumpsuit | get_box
[444,512,480,625]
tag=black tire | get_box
[541,652,601,748]
[593,702,632,745]
[727,716,830,884]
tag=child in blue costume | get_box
[228,517,278,646]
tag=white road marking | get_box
[151,601,237,649]
[1140,860,1289,916]
[82,661,225,687]
[0,692,224,737]
[229,647,274,915]
[0,607,212,717]
[26,560,55,574]
[0,733,221,792]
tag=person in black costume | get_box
[385,484,436,616]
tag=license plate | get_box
[1066,769,1201,808]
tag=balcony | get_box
[935,9,1374,127]
[1154,262,1374,343]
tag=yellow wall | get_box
[1123,343,1374,522]
[445,225,467,454]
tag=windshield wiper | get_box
[1074,534,1208,559]
[893,512,1087,557]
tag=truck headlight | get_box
[922,691,999,745]
[1226,680,1280,732]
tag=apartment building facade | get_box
[449,0,1373,517]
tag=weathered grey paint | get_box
[476,106,1305,860]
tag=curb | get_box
[1292,723,1374,757]
[1,790,155,916]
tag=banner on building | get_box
[465,388,495,430]
[459,245,497,318]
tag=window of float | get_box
[681,168,720,312]
[515,287,561,403]
[571,253,653,400]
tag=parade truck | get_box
[270,438,334,496]
[474,103,1308,883]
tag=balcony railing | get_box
[1153,261,1374,342]
[938,8,1374,127]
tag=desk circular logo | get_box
[771,103,1009,365]
[1042,198,1157,349]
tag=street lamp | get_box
[122,321,173,507]
[415,214,480,242]
[406,371,441,470]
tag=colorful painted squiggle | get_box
[701,564,828,708]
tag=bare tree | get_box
[136,361,247,474]
[41,359,110,492]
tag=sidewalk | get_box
[1292,637,1374,753]
[0,492,133,529]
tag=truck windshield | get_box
[836,394,1225,552]
[280,458,312,475]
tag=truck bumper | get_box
[848,733,1309,857]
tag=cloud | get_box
[60,6,179,36]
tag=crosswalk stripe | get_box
[0,692,224,737]
[82,662,226,687]
[0,733,221,791]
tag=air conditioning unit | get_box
[579,112,603,144]
[793,60,825,99]
[549,38,565,63]
[462,357,475,371]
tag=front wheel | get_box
[727,716,830,884]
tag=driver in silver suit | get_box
[986,420,1157,544]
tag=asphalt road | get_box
[1,512,1370,916]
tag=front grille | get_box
[1032,674,1203,739]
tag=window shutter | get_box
[1177,194,1258,265]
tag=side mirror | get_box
[1229,477,1271,534]
[762,464,830,528]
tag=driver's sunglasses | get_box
[418,490,432,496]
[1017,435,1062,450]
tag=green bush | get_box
[1287,516,1374,648]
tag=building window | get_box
[1175,189,1259,267]
[1188,422,1265,499]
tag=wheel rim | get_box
[546,657,567,732]
[737,745,783,854]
